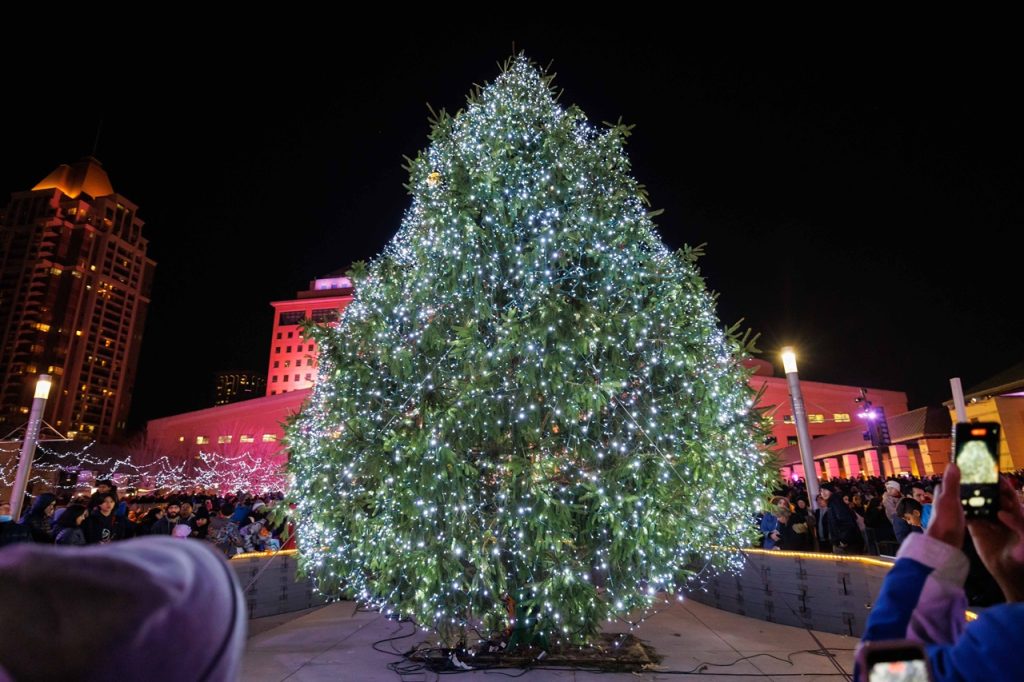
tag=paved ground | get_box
[243,598,856,681]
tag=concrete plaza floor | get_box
[243,598,856,681]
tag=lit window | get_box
[787,436,799,445]
[262,434,277,443]
[178,436,185,442]
[284,360,291,368]
[50,267,63,276]
[196,436,210,445]
[783,415,794,424]
[240,435,255,443]
[808,414,825,424]
[35,323,51,332]
[834,413,851,423]
[75,330,83,336]
[217,435,232,444]
[765,416,775,426]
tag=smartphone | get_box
[858,640,931,682]
[953,422,1001,519]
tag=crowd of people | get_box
[760,471,1024,557]
[0,480,294,558]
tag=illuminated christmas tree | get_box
[287,56,774,646]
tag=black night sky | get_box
[2,31,1020,433]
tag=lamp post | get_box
[781,349,820,507]
[9,374,52,521]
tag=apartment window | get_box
[276,333,282,340]
[279,311,304,326]
[239,435,255,444]
[808,414,825,424]
[262,434,277,443]
[283,375,289,382]
[272,376,278,383]
[273,361,279,368]
[764,435,778,446]
[284,360,291,368]
[787,436,799,445]
[178,436,185,442]
[286,346,292,353]
[271,390,277,395]
[306,359,313,366]
[275,346,281,354]
[294,374,299,381]
[308,344,315,351]
[196,436,210,445]
[288,331,293,338]
[217,435,232,444]
[783,415,794,424]
[305,374,311,381]
[834,413,851,423]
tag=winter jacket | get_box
[0,521,31,547]
[55,527,86,546]
[19,493,56,544]
[82,511,124,544]
[858,532,1024,680]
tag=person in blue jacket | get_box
[858,463,1024,680]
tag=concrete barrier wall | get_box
[230,550,330,619]
[686,550,894,637]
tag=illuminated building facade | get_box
[266,273,353,395]
[0,158,154,442]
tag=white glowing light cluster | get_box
[287,56,775,646]
[0,443,287,494]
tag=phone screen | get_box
[953,422,1001,518]
[955,423,999,485]
[869,659,929,682]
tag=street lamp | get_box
[9,374,52,521]
[780,348,820,506]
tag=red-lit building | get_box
[267,274,353,395]
[147,272,353,460]
[0,158,155,442]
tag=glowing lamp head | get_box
[781,347,798,374]
[34,374,52,400]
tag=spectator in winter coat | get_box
[83,492,124,544]
[54,504,88,546]
[0,501,31,547]
[882,480,902,522]
[822,483,864,554]
[150,501,182,536]
[19,493,56,544]
[857,464,1024,680]
[893,497,924,546]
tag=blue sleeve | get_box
[926,605,1024,681]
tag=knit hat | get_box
[0,537,245,681]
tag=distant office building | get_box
[0,157,155,442]
[214,370,266,406]
[266,272,353,395]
